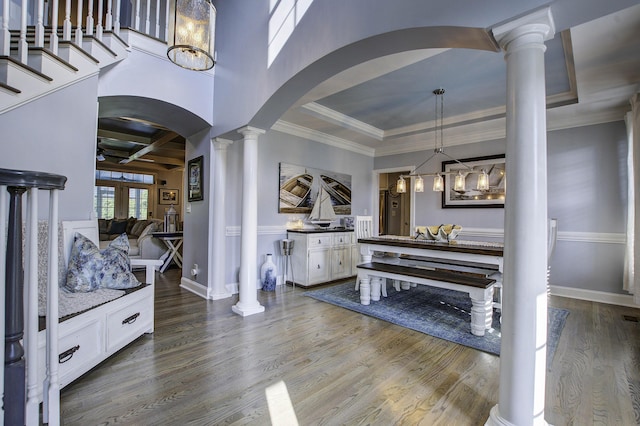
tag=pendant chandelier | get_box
[397,88,490,194]
[167,0,216,71]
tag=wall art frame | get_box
[442,154,506,208]
[159,188,179,205]
[188,156,204,202]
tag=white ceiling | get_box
[275,3,640,157]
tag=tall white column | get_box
[488,8,555,426]
[209,138,233,300]
[232,126,266,317]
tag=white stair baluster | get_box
[75,0,83,45]
[155,0,160,38]
[105,0,113,32]
[114,0,121,33]
[35,0,45,47]
[134,0,140,31]
[86,0,94,36]
[164,0,169,41]
[0,0,9,56]
[49,0,59,54]
[96,0,104,39]
[18,0,28,63]
[63,0,72,41]
[25,189,39,425]
[145,0,150,34]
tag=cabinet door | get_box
[308,248,331,284]
[351,245,360,275]
[332,247,352,279]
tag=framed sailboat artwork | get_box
[278,163,352,218]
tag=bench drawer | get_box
[106,289,153,352]
[54,318,103,387]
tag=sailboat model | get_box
[309,187,336,227]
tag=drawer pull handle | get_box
[123,312,140,325]
[317,264,321,269]
[59,345,80,364]
[318,239,321,244]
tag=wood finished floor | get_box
[58,269,640,425]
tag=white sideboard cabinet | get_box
[287,229,357,287]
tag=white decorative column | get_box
[208,138,233,300]
[488,8,555,426]
[232,126,266,317]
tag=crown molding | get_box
[272,120,376,157]
[302,102,384,140]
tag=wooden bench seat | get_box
[356,261,496,336]
[399,255,499,277]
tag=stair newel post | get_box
[35,0,45,47]
[4,186,27,426]
[105,0,113,32]
[86,0,94,36]
[18,0,27,63]
[63,0,72,40]
[50,0,59,54]
[96,0,104,40]
[0,186,6,424]
[74,0,83,45]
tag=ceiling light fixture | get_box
[96,148,105,162]
[396,88,490,194]
[167,0,216,71]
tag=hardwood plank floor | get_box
[59,269,640,425]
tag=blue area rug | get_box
[304,281,569,364]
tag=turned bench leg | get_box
[469,287,495,336]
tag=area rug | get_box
[304,281,569,364]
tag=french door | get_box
[94,182,152,220]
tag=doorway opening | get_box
[378,171,411,236]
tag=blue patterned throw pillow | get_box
[65,233,141,292]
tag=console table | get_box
[152,231,184,273]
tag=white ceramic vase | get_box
[260,254,278,291]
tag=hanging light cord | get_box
[411,88,471,176]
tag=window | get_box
[95,170,154,219]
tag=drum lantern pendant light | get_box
[167,0,216,71]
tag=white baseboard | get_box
[550,285,639,308]
[180,277,208,299]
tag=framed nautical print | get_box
[278,163,352,215]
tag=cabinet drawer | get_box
[55,318,103,386]
[332,232,351,246]
[106,290,153,352]
[308,235,332,248]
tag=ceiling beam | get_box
[97,129,151,145]
[119,131,179,164]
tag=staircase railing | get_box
[1,168,66,426]
[1,0,169,62]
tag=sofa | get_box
[98,218,166,260]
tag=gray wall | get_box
[0,77,100,220]
[221,129,374,285]
[375,121,629,294]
